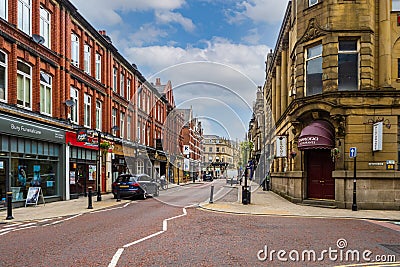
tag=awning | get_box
[298,120,335,150]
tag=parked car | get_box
[112,174,159,199]
[203,174,213,182]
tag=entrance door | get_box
[306,150,335,199]
[0,158,8,200]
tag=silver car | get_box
[135,174,160,197]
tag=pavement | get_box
[0,181,399,224]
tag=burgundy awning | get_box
[298,120,335,150]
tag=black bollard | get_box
[209,185,214,203]
[116,185,121,202]
[6,192,14,220]
[87,186,93,209]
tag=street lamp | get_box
[177,161,181,185]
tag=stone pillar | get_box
[378,0,391,87]
[281,49,288,115]
[275,64,281,121]
[271,76,276,123]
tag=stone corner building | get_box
[264,0,400,210]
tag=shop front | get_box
[298,120,335,200]
[0,113,66,205]
[66,132,98,197]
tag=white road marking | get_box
[108,207,188,267]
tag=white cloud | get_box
[128,24,169,46]
[227,0,288,24]
[125,38,269,87]
[70,0,187,26]
[155,11,195,32]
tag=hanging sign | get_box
[372,122,383,151]
[275,136,287,158]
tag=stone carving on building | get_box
[298,18,327,44]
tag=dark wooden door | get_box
[306,150,335,199]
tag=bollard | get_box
[87,186,93,209]
[6,192,14,220]
[209,185,214,203]
[231,178,233,186]
[116,185,121,202]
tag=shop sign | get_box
[386,160,395,170]
[76,129,89,142]
[0,114,65,143]
[372,122,383,151]
[275,136,287,158]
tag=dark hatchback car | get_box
[203,174,213,182]
[112,174,159,199]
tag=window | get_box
[393,0,400,11]
[137,160,144,174]
[216,147,220,153]
[113,67,117,92]
[95,53,101,81]
[127,115,131,140]
[127,79,131,101]
[1,0,8,20]
[338,40,358,91]
[84,94,91,127]
[71,33,79,67]
[40,7,50,48]
[209,147,212,152]
[305,44,323,96]
[70,87,79,124]
[18,0,31,35]
[96,101,102,131]
[309,0,318,7]
[84,44,91,74]
[17,61,31,109]
[0,50,7,102]
[112,108,117,135]
[40,72,52,115]
[120,112,125,138]
[120,73,124,98]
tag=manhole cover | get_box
[380,244,400,254]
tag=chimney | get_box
[156,78,161,86]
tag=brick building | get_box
[0,0,181,204]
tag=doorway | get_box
[0,158,8,200]
[306,150,335,199]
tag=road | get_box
[0,180,399,267]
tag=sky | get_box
[70,0,289,141]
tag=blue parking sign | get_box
[349,147,357,158]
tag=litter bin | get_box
[242,186,251,205]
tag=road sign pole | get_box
[352,156,357,211]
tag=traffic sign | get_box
[183,145,190,155]
[349,147,357,158]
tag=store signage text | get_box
[298,136,319,146]
[10,123,42,135]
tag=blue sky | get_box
[70,0,288,140]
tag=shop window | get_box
[40,72,52,115]
[338,40,358,91]
[1,136,8,151]
[305,43,322,96]
[40,6,50,48]
[37,142,43,155]
[71,33,79,67]
[18,0,31,35]
[0,0,7,20]
[0,50,7,102]
[17,61,32,109]
[10,137,17,152]
[18,138,24,153]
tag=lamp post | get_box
[96,130,102,201]
[177,161,181,185]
